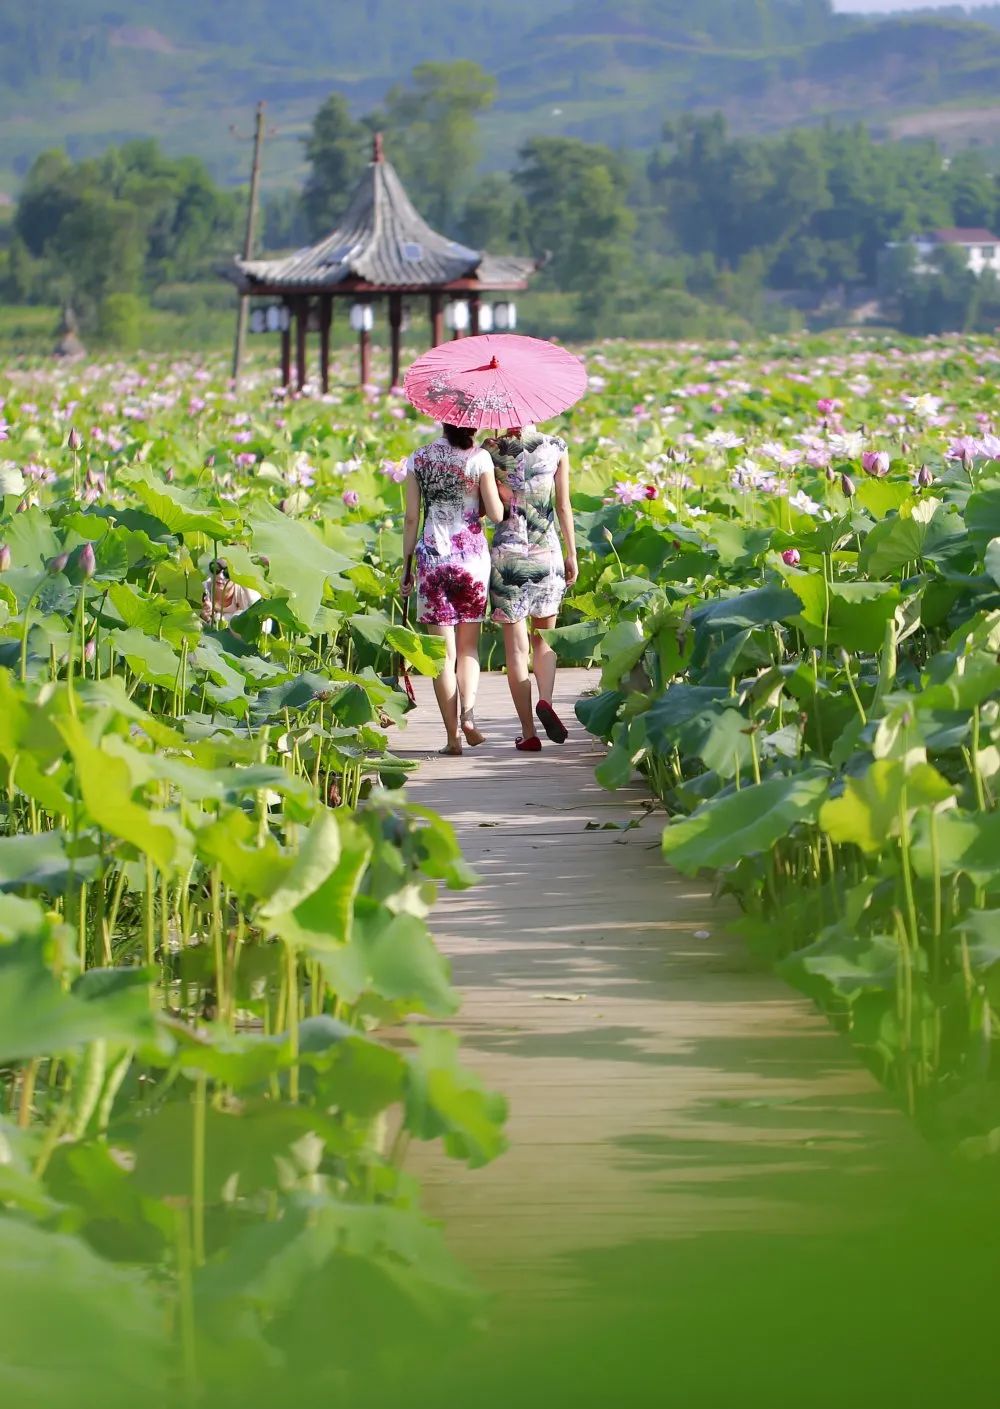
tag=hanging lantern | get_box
[349,303,374,333]
[493,301,517,331]
[477,303,494,332]
[445,300,470,332]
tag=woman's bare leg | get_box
[429,624,461,753]
[456,621,485,745]
[502,620,537,740]
[530,615,558,704]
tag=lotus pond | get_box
[2,333,1000,1403]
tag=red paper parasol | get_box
[403,333,587,429]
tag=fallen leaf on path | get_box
[534,992,587,1002]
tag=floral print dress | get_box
[406,438,493,625]
[489,428,567,624]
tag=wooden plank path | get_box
[400,669,920,1307]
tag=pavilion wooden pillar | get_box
[319,295,332,394]
[294,298,308,391]
[469,293,481,336]
[388,293,403,389]
[429,291,444,347]
[280,304,291,388]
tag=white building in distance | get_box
[895,228,1000,276]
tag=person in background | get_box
[486,424,578,751]
[401,422,504,755]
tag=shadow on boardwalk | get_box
[381,671,1000,1404]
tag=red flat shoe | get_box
[536,700,568,744]
[515,735,542,752]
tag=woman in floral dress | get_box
[486,425,578,750]
[401,423,503,754]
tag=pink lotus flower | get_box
[235,452,256,469]
[861,451,890,478]
[613,481,645,506]
[0,544,10,572]
[816,398,840,414]
[342,489,360,508]
[781,548,800,566]
[644,484,658,500]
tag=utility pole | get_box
[231,101,267,387]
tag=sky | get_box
[834,1,987,10]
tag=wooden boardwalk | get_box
[401,670,919,1307]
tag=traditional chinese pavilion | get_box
[229,133,538,391]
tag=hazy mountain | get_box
[3,0,1000,197]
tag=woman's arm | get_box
[401,467,420,594]
[554,451,578,585]
[478,462,504,525]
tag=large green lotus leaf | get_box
[911,809,1000,886]
[106,582,198,646]
[0,941,154,1063]
[320,911,457,1016]
[575,688,625,739]
[260,812,372,950]
[0,831,99,893]
[915,652,1000,712]
[594,720,638,790]
[0,894,47,939]
[249,669,338,723]
[790,575,901,653]
[819,759,954,854]
[214,542,269,594]
[643,684,732,751]
[2,505,59,569]
[952,910,1000,972]
[691,584,802,635]
[58,717,180,869]
[131,1099,346,1202]
[351,607,394,649]
[301,1020,407,1116]
[600,619,647,690]
[397,802,478,889]
[77,677,185,748]
[661,770,829,874]
[108,627,181,689]
[860,510,962,578]
[384,625,446,676]
[247,501,353,628]
[0,1219,169,1409]
[779,926,900,1003]
[853,479,912,520]
[190,637,248,711]
[964,487,1000,555]
[709,521,774,567]
[689,706,754,780]
[118,464,235,540]
[538,620,607,664]
[329,682,377,726]
[168,1024,290,1087]
[196,810,292,900]
[404,1027,507,1169]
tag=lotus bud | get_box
[79,541,96,579]
[644,484,658,500]
[917,464,934,488]
[0,544,9,572]
[602,527,614,542]
[840,473,856,497]
[83,638,96,662]
[961,447,975,473]
[49,551,68,574]
[825,465,837,483]
[861,451,890,478]
[781,548,800,566]
[67,426,83,452]
[164,466,175,483]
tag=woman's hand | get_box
[563,553,578,587]
[496,479,513,507]
[400,570,415,597]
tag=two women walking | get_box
[400,420,578,756]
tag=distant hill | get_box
[3,0,1000,196]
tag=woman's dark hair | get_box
[442,422,475,450]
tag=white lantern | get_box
[445,300,470,332]
[349,303,374,333]
[493,301,517,331]
[477,303,494,332]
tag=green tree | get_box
[301,93,369,238]
[459,173,526,253]
[383,61,496,231]
[515,137,634,292]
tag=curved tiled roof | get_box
[234,136,535,293]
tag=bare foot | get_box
[461,709,486,747]
[438,739,463,756]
